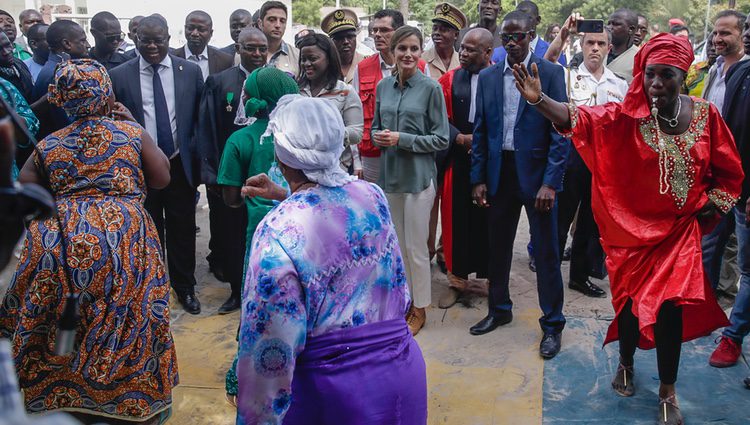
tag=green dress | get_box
[216,117,279,396]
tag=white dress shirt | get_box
[140,55,178,157]
[502,51,532,151]
[468,73,479,123]
[564,62,629,107]
[184,44,209,82]
[706,56,728,115]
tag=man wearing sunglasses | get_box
[89,11,129,71]
[491,1,566,66]
[470,10,568,359]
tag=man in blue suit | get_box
[491,1,566,66]
[470,10,568,359]
[109,16,205,314]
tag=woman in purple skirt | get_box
[235,95,428,425]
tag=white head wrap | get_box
[263,95,357,187]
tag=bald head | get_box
[237,27,267,71]
[464,27,493,50]
[460,27,493,73]
[19,9,43,36]
[231,9,252,20]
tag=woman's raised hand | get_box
[513,63,543,104]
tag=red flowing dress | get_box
[559,98,743,349]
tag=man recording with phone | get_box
[545,13,629,298]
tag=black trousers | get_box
[557,165,606,282]
[145,156,197,295]
[207,189,248,296]
[487,152,566,334]
[618,299,683,385]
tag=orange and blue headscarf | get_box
[48,59,113,118]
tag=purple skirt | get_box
[283,318,427,424]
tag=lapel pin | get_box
[179,65,183,71]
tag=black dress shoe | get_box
[540,332,562,359]
[218,294,241,315]
[528,256,536,272]
[569,279,607,298]
[470,312,513,335]
[177,293,201,314]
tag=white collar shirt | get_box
[565,62,629,107]
[185,44,209,81]
[139,55,178,157]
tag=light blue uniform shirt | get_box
[502,51,532,151]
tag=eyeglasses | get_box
[139,38,168,47]
[104,32,125,43]
[241,45,268,53]
[501,32,532,43]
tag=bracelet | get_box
[527,93,545,106]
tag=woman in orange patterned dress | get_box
[0,59,175,424]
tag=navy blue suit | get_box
[109,54,204,295]
[492,38,567,67]
[471,53,568,334]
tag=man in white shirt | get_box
[703,10,749,114]
[173,10,233,82]
[556,22,629,299]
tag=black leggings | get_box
[618,298,683,385]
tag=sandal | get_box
[658,394,683,425]
[226,393,238,408]
[611,363,635,397]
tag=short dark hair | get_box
[90,11,118,30]
[502,10,533,29]
[138,16,169,33]
[714,10,746,31]
[296,33,343,91]
[231,9,252,19]
[27,23,48,40]
[46,20,81,50]
[516,1,540,18]
[373,9,404,30]
[186,10,213,26]
[260,1,287,21]
[669,24,690,35]
[637,13,648,22]
[612,8,638,28]
[581,27,613,44]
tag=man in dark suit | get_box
[173,10,233,82]
[88,11,129,70]
[197,27,268,314]
[220,9,253,63]
[109,16,204,314]
[470,10,568,359]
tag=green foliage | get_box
[292,0,750,41]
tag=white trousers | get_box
[386,182,436,308]
[361,156,380,183]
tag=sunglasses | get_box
[501,31,532,43]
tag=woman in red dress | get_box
[512,33,743,424]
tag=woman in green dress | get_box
[216,67,299,404]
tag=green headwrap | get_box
[244,67,300,118]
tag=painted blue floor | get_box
[543,317,750,424]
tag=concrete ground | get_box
[2,192,748,424]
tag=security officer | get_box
[557,21,628,298]
[321,8,365,85]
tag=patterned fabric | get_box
[0,77,39,179]
[0,117,178,421]
[237,180,411,424]
[48,59,113,119]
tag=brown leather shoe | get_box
[406,306,426,336]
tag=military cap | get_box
[432,3,467,31]
[321,9,359,36]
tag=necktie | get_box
[151,63,175,157]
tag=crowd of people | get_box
[0,1,749,424]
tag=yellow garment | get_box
[684,61,710,97]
